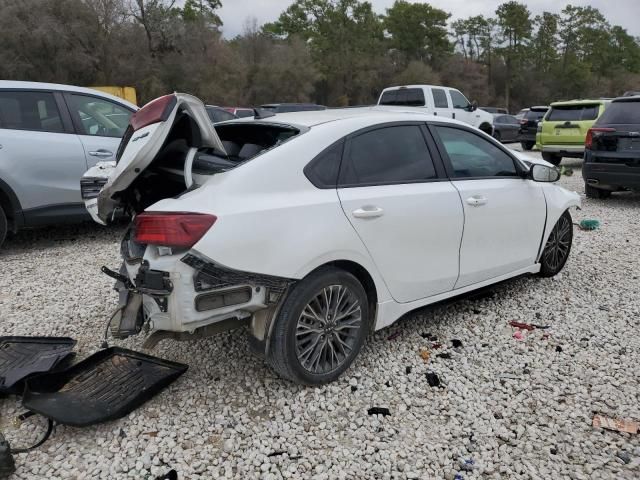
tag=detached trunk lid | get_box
[94,93,226,223]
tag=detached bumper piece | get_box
[0,337,76,395]
[22,347,187,426]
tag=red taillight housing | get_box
[134,212,217,249]
[519,119,528,125]
[585,127,615,149]
[130,94,177,131]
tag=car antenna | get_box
[253,108,276,120]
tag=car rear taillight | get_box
[519,119,528,125]
[130,94,177,131]
[585,127,616,149]
[134,212,217,249]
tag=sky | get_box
[216,0,640,38]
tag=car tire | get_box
[267,266,369,385]
[493,131,502,142]
[585,183,611,199]
[521,141,534,151]
[0,205,7,248]
[542,152,562,166]
[539,210,573,277]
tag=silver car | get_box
[0,81,136,246]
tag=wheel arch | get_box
[537,186,581,262]
[479,122,493,136]
[0,177,23,232]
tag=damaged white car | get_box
[81,93,580,385]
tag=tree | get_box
[496,1,532,109]
[384,0,451,67]
[182,0,222,27]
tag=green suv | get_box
[537,99,610,165]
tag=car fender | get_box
[538,184,581,261]
[0,174,24,230]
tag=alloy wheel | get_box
[295,284,362,375]
[543,214,572,271]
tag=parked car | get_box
[537,99,610,165]
[491,114,520,143]
[515,108,529,120]
[583,95,640,198]
[223,107,255,118]
[82,93,579,385]
[260,103,326,113]
[518,106,549,150]
[481,107,508,114]
[377,85,494,135]
[0,81,136,247]
[205,105,238,123]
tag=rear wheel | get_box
[0,205,7,248]
[493,131,502,142]
[268,267,368,385]
[542,152,562,166]
[521,141,534,151]
[540,210,573,277]
[585,183,611,199]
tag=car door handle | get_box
[352,206,384,218]
[466,195,488,206]
[88,149,113,158]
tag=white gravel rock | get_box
[1,156,639,479]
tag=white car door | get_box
[337,123,464,303]
[430,87,453,120]
[64,93,135,167]
[448,89,476,126]
[430,124,547,288]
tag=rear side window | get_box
[379,89,425,107]
[304,141,344,188]
[432,89,448,108]
[596,101,640,125]
[547,105,599,122]
[525,110,547,120]
[434,126,517,178]
[0,91,64,133]
[339,125,436,186]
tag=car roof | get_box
[550,99,611,106]
[381,85,454,91]
[612,95,640,103]
[231,106,470,129]
[529,106,549,111]
[0,80,137,109]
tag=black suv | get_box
[583,96,640,198]
[518,106,548,150]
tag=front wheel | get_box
[540,210,573,277]
[521,141,534,151]
[542,152,562,166]
[267,267,369,385]
[0,205,7,248]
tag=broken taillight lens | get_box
[134,212,217,249]
[130,94,177,131]
[585,127,616,149]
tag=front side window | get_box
[434,126,518,178]
[432,88,449,108]
[67,94,132,137]
[449,90,470,109]
[0,91,63,133]
[339,125,437,186]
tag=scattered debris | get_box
[555,346,563,353]
[579,219,600,231]
[367,407,391,416]
[542,333,551,340]
[513,331,525,341]
[351,385,358,392]
[420,333,437,341]
[155,470,178,480]
[598,305,610,312]
[593,414,639,434]
[436,353,452,360]
[143,431,159,437]
[454,475,464,480]
[426,372,441,387]
[509,321,535,331]
[431,342,443,349]
[0,433,16,480]
[451,339,463,348]
[387,331,401,341]
[532,324,551,330]
[405,366,412,374]
[385,381,391,388]
[419,349,431,363]
[459,458,475,471]
[550,447,558,455]
[267,451,288,458]
[616,450,631,464]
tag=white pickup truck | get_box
[377,85,494,136]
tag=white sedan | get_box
[83,94,580,385]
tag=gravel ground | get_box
[1,154,639,479]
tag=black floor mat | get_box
[22,347,188,426]
[0,337,76,394]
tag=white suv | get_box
[377,85,494,135]
[0,81,136,246]
[84,94,579,385]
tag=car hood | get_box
[92,93,225,223]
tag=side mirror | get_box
[530,164,560,182]
[469,100,478,112]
